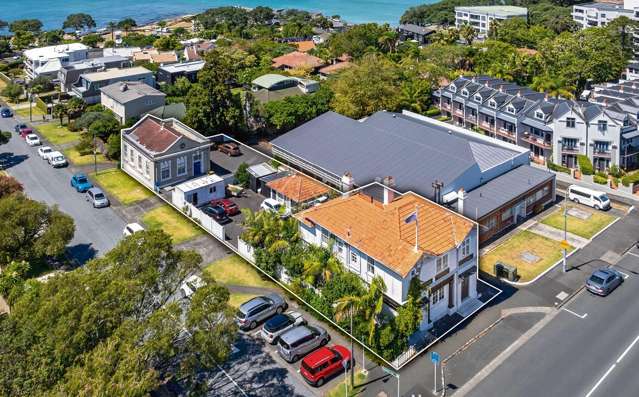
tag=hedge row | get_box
[593,175,608,185]
[577,155,594,175]
[547,161,570,174]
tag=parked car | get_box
[300,345,351,387]
[277,325,330,363]
[202,204,231,224]
[260,311,306,344]
[25,134,41,146]
[586,268,623,296]
[70,173,93,192]
[123,223,145,237]
[210,198,240,216]
[47,151,67,167]
[0,107,12,118]
[568,185,610,211]
[235,293,288,330]
[86,187,109,208]
[180,274,205,299]
[218,142,241,156]
[19,128,33,139]
[37,146,54,160]
[14,123,27,133]
[261,198,284,214]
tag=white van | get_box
[123,223,145,236]
[567,185,611,210]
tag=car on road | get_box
[260,311,306,344]
[277,325,330,363]
[47,151,67,167]
[218,142,241,156]
[202,204,231,224]
[180,274,205,299]
[19,128,34,139]
[37,146,54,160]
[568,185,611,211]
[300,345,351,387]
[0,107,12,118]
[210,198,240,216]
[70,173,93,192]
[123,223,145,236]
[14,123,27,133]
[86,187,109,208]
[25,134,41,146]
[586,268,624,296]
[235,293,288,330]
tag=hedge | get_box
[425,108,441,117]
[593,175,607,185]
[621,171,639,187]
[547,160,570,174]
[577,155,594,175]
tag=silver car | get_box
[86,187,110,208]
[277,325,329,363]
[260,311,305,344]
[235,293,288,330]
[586,268,623,296]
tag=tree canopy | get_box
[62,13,96,31]
[9,19,42,33]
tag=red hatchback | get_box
[210,198,240,216]
[300,345,351,387]
[19,128,33,138]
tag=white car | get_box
[37,146,54,160]
[260,311,306,344]
[25,134,41,146]
[260,198,290,217]
[180,275,205,299]
[47,151,67,168]
[123,223,145,237]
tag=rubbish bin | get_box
[494,262,505,278]
[495,262,518,281]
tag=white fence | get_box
[179,201,226,240]
[237,238,255,262]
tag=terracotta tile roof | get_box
[297,192,475,277]
[294,40,316,52]
[128,117,180,153]
[319,61,353,75]
[151,52,178,64]
[272,51,325,69]
[267,174,330,203]
[133,49,158,62]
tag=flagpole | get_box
[414,204,419,252]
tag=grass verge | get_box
[540,204,616,239]
[91,168,153,205]
[325,370,368,397]
[205,255,275,288]
[142,205,203,244]
[63,147,108,166]
[16,106,46,119]
[36,123,78,145]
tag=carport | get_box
[247,162,277,194]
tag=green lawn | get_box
[36,123,79,145]
[91,168,153,205]
[228,292,258,309]
[142,205,203,244]
[16,106,46,119]
[325,371,368,397]
[541,204,617,239]
[205,255,275,288]
[480,230,574,283]
[63,147,109,166]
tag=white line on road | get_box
[216,364,249,397]
[616,334,639,364]
[585,364,616,397]
[617,270,630,280]
[562,307,588,319]
[627,252,639,259]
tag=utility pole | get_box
[28,89,33,122]
[562,190,568,273]
[350,305,354,387]
[93,129,98,175]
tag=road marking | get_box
[618,270,630,280]
[627,252,639,259]
[616,334,639,364]
[562,307,588,319]
[216,364,249,397]
[585,363,616,397]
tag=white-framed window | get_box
[176,156,187,176]
[535,110,544,120]
[337,240,344,254]
[566,117,576,128]
[436,254,448,272]
[123,143,128,160]
[160,160,170,180]
[432,288,445,304]
[321,229,330,245]
[209,186,216,194]
[129,146,134,162]
[450,85,457,92]
[501,207,513,221]
[488,100,496,108]
[485,216,497,230]
[507,105,515,114]
[461,89,469,97]
[598,120,608,132]
[366,256,375,274]
[350,251,358,264]
[137,154,142,170]
[460,238,471,257]
[144,160,150,177]
[193,151,202,162]
[474,94,482,102]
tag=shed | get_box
[172,174,225,208]
[247,163,277,193]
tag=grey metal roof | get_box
[623,130,639,139]
[521,116,553,132]
[247,163,277,178]
[398,24,438,35]
[462,165,554,219]
[100,81,164,103]
[272,111,520,198]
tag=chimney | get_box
[382,176,395,204]
[457,188,467,215]
[119,82,128,92]
[341,172,354,191]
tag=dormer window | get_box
[450,85,457,92]
[488,100,496,109]
[507,105,515,114]
[461,89,469,97]
[535,110,545,120]
[474,94,482,102]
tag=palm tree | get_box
[107,21,116,41]
[378,30,399,53]
[432,27,459,46]
[336,276,387,345]
[459,23,477,45]
[531,74,576,99]
[301,245,342,286]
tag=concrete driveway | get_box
[0,115,126,263]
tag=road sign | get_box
[431,351,440,364]
[560,240,570,250]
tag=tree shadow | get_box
[66,243,98,265]
[0,152,28,170]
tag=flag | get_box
[404,212,417,224]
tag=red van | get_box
[300,345,351,387]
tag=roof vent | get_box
[120,82,128,92]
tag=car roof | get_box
[126,222,144,231]
[74,172,87,178]
[593,269,613,278]
[302,346,335,367]
[50,151,63,156]
[88,187,104,194]
[26,134,37,138]
[280,325,312,344]
[239,296,268,312]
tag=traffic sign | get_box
[560,240,570,250]
[431,351,440,364]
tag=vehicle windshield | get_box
[94,193,105,200]
[236,310,246,319]
[77,177,87,184]
[301,360,318,375]
[597,194,609,202]
[589,275,605,284]
[44,148,51,153]
[54,156,63,161]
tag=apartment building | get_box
[454,6,528,37]
[572,2,633,28]
[58,55,132,93]
[71,66,155,104]
[23,43,89,80]
[433,76,638,171]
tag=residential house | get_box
[271,109,555,243]
[250,74,319,103]
[100,81,166,124]
[271,51,326,72]
[157,60,205,84]
[71,66,155,104]
[58,55,132,93]
[267,173,330,210]
[296,186,478,330]
[397,24,438,45]
[103,47,141,58]
[318,61,354,79]
[454,6,528,38]
[121,114,212,191]
[24,43,89,80]
[133,49,178,65]
[294,40,316,52]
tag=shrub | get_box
[425,107,440,117]
[621,171,639,187]
[547,160,570,174]
[235,162,250,187]
[608,165,623,178]
[1,83,23,102]
[67,121,80,132]
[577,155,594,175]
[593,175,608,185]
[595,171,608,179]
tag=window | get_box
[176,156,187,176]
[535,189,544,201]
[460,238,471,257]
[488,100,496,109]
[566,117,576,128]
[144,160,150,177]
[337,240,344,254]
[501,207,512,221]
[474,94,482,102]
[535,110,544,120]
[598,120,608,132]
[485,216,496,230]
[461,89,469,97]
[432,288,445,305]
[123,143,128,159]
[193,152,202,162]
[436,254,448,272]
[137,154,142,170]
[321,229,330,245]
[350,251,358,264]
[367,257,374,274]
[507,105,515,114]
[450,85,457,92]
[160,160,170,180]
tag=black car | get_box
[14,123,27,133]
[202,204,231,224]
[1,107,13,118]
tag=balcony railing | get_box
[496,127,515,138]
[441,102,451,110]
[561,146,579,153]
[465,113,477,120]
[479,121,495,130]
[521,134,552,149]
[593,149,611,158]
[453,108,464,116]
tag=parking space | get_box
[210,144,269,180]
[223,190,263,244]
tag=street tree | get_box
[52,103,67,126]
[0,175,23,198]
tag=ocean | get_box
[3,0,431,30]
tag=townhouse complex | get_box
[433,76,639,171]
[454,6,528,37]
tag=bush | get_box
[1,83,23,102]
[547,160,570,174]
[621,171,639,187]
[425,107,440,117]
[593,175,608,185]
[75,133,94,156]
[609,164,623,178]
[577,155,594,175]
[235,162,250,187]
[595,171,607,179]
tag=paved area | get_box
[527,222,589,248]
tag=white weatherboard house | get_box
[296,185,479,330]
[172,174,225,208]
[23,43,89,80]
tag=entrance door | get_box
[191,192,198,205]
[461,277,469,301]
[193,161,202,176]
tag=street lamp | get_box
[93,129,97,175]
[562,190,568,273]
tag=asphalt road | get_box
[0,115,126,263]
[467,245,639,397]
